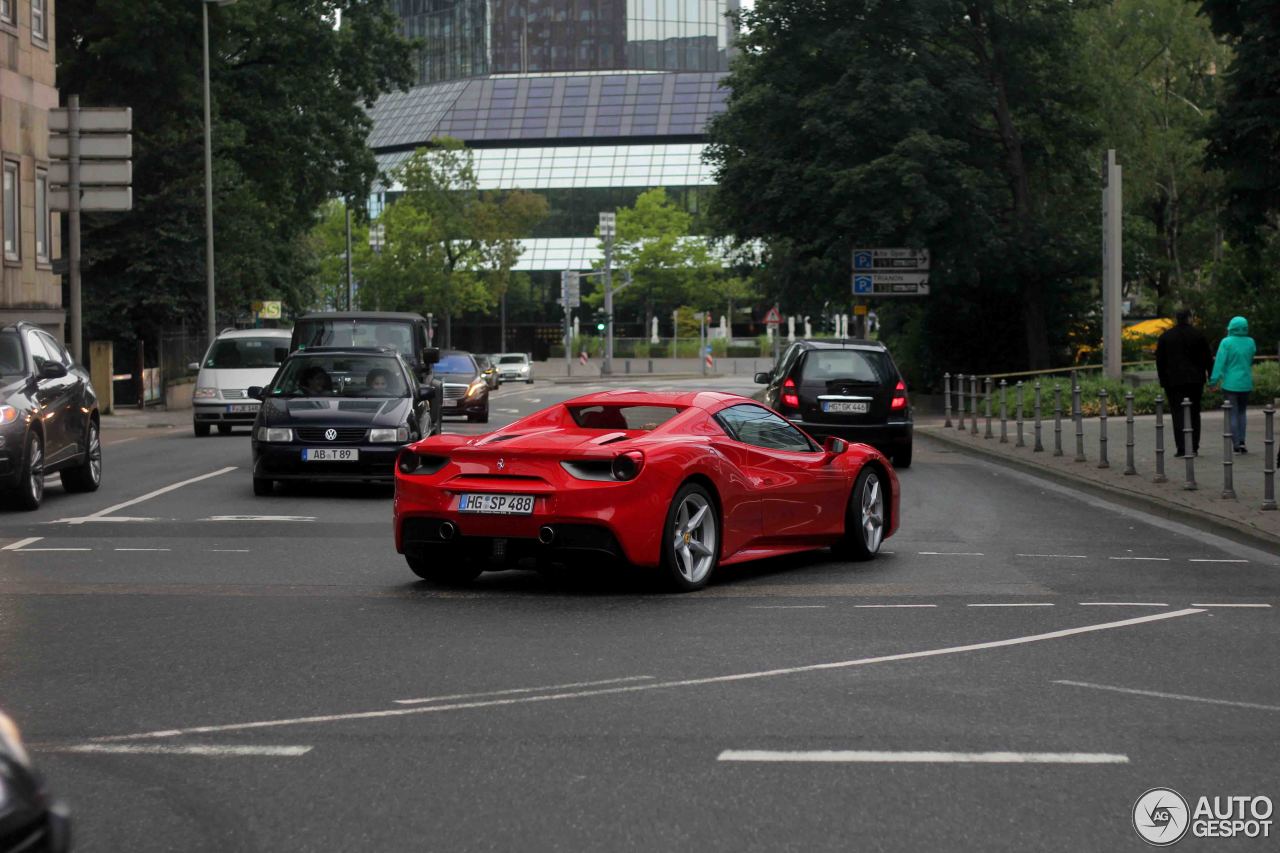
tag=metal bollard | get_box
[943,373,952,428]
[1015,381,1025,447]
[625,359,631,375]
[1221,400,1236,500]
[970,374,979,436]
[1053,384,1063,456]
[648,358,654,374]
[1033,381,1044,452]
[984,376,993,439]
[956,374,967,432]
[1263,404,1276,510]
[1123,392,1136,475]
[1097,388,1110,468]
[999,379,1008,443]
[1182,398,1197,490]
[1073,379,1085,461]
[1153,395,1167,483]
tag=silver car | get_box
[495,353,534,384]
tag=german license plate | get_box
[302,448,358,461]
[457,493,535,515]
[823,401,868,414]
[226,404,257,413]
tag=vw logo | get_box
[497,458,505,470]
[324,428,338,441]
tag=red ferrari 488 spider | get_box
[394,390,899,591]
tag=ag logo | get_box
[1133,788,1190,846]
[324,429,337,441]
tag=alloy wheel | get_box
[87,424,102,484]
[860,472,884,553]
[671,492,717,584]
[28,438,44,504]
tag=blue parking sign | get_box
[854,251,873,270]
[854,275,873,294]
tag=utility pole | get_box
[345,200,354,310]
[67,95,82,363]
[599,211,616,375]
[1102,150,1123,380]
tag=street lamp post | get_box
[599,211,615,375]
[202,0,236,345]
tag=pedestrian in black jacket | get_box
[1156,309,1211,456]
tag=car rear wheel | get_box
[406,554,482,585]
[61,420,102,493]
[660,483,719,591]
[13,432,44,511]
[194,422,211,437]
[833,467,885,561]
[217,424,233,435]
[892,442,912,469]
[252,477,274,496]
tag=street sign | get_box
[49,161,132,186]
[560,270,581,308]
[764,306,782,325]
[854,275,873,294]
[251,301,282,320]
[49,186,133,212]
[852,248,930,269]
[49,133,132,160]
[599,211,616,239]
[50,107,132,133]
[851,249,931,297]
[868,272,929,286]
[853,304,868,316]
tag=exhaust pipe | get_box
[439,521,456,541]
[538,525,556,545]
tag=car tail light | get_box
[398,451,448,475]
[891,380,908,411]
[611,450,644,481]
[782,377,799,409]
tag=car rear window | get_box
[569,405,681,430]
[800,350,894,384]
[204,338,288,370]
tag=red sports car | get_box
[393,390,900,591]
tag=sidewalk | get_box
[919,402,1280,547]
[100,405,187,432]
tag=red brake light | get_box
[782,377,799,409]
[611,450,644,481]
[891,379,908,410]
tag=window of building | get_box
[3,161,19,263]
[0,0,13,27]
[35,169,48,263]
[30,0,45,41]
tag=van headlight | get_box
[370,427,409,443]
[256,427,292,443]
[193,386,218,399]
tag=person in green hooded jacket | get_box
[1209,316,1256,453]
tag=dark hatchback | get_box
[756,339,913,467]
[249,348,435,495]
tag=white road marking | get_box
[211,549,251,553]
[1016,554,1087,559]
[1108,556,1170,562]
[48,516,157,524]
[717,750,1129,765]
[918,551,984,556]
[854,604,937,609]
[202,515,315,522]
[528,398,542,402]
[394,676,656,705]
[63,467,237,525]
[20,548,92,552]
[104,436,138,446]
[967,603,1054,608]
[1054,680,1280,712]
[1079,602,1168,607]
[749,605,827,609]
[2,537,42,551]
[93,608,1204,742]
[1189,603,1272,608]
[1189,559,1249,563]
[114,548,171,552]
[44,744,312,757]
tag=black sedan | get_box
[0,710,70,853]
[248,347,434,495]
[434,351,490,423]
[0,322,101,510]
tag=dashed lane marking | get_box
[854,604,937,609]
[1053,680,1280,713]
[1079,602,1168,607]
[394,676,655,705]
[1189,559,1250,564]
[967,603,1054,608]
[717,750,1129,765]
[58,467,237,524]
[114,548,171,552]
[1016,554,1087,559]
[1108,556,1170,562]
[90,608,1205,743]
[40,744,312,757]
[202,516,315,522]
[1190,603,1272,608]
[749,605,827,609]
[918,552,985,557]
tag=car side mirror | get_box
[822,435,849,457]
[188,362,201,372]
[247,386,264,401]
[416,384,436,402]
[38,361,68,380]
[423,347,440,366]
[754,372,771,384]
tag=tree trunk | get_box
[444,310,452,349]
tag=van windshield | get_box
[204,338,288,370]
[498,355,527,365]
[295,320,413,358]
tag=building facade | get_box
[0,0,61,337]
[371,0,736,350]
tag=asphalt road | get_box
[1,376,1277,852]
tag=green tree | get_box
[472,190,550,351]
[706,0,1102,371]
[305,200,372,310]
[56,0,415,347]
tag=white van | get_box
[191,328,292,436]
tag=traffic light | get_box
[596,321,606,331]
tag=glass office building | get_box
[371,0,737,349]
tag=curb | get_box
[919,427,1280,553]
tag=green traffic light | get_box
[596,323,606,331]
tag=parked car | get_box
[435,352,490,423]
[291,312,438,381]
[191,328,292,436]
[248,347,435,495]
[474,354,501,390]
[0,710,70,853]
[755,339,913,468]
[394,391,898,590]
[495,352,534,384]
[0,322,101,510]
